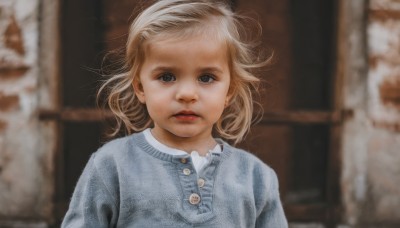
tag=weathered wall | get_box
[364,0,400,225]
[341,0,400,226]
[0,0,57,225]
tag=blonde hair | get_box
[98,0,269,144]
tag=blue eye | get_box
[198,74,215,83]
[158,73,176,82]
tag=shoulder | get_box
[223,143,281,210]
[82,133,144,191]
[223,142,279,189]
[93,133,139,160]
[97,133,136,154]
[89,132,145,173]
[225,143,275,173]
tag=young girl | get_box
[62,0,287,227]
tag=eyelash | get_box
[158,72,176,82]
[198,74,215,83]
[157,73,216,83]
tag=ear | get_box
[132,77,146,104]
[225,86,234,107]
[225,96,231,107]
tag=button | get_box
[197,178,205,188]
[183,168,191,175]
[189,193,201,205]
[180,158,187,164]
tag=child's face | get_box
[134,34,231,144]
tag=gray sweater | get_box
[62,132,288,227]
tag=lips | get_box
[173,110,199,121]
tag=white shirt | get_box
[143,128,221,173]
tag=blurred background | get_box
[0,0,399,227]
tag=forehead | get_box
[143,32,229,62]
[144,17,230,48]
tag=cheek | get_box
[205,90,229,116]
[142,83,169,102]
[144,96,170,118]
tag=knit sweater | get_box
[61,132,288,228]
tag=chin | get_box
[168,128,203,138]
[171,131,198,138]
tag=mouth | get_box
[173,110,199,121]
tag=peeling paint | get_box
[354,0,400,224]
[372,120,400,132]
[0,119,6,132]
[0,66,29,79]
[368,56,379,69]
[367,21,400,60]
[369,9,400,21]
[0,0,57,222]
[380,77,400,108]
[4,14,25,55]
[370,0,400,12]
[342,0,400,226]
[0,92,19,111]
[368,0,400,128]
[0,51,30,80]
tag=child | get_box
[62,0,288,227]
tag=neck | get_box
[150,129,217,156]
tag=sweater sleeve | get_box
[61,154,118,228]
[255,169,288,228]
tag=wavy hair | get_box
[98,0,270,144]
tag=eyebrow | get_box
[150,66,175,73]
[150,66,224,74]
[200,67,224,74]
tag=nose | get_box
[175,80,199,103]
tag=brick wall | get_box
[341,0,400,226]
[364,0,400,224]
[0,0,55,225]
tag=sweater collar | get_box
[133,131,232,163]
[142,128,221,156]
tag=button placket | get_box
[176,156,209,212]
